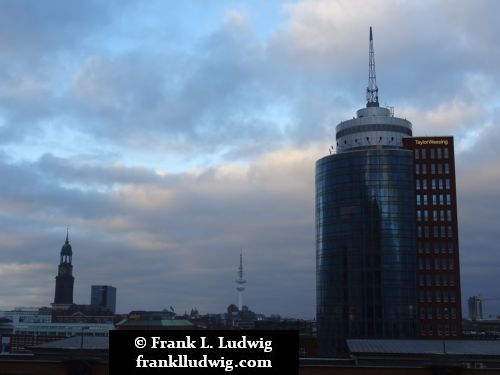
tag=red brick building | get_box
[403,136,463,338]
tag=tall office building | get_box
[403,137,463,337]
[91,285,117,313]
[316,28,417,356]
[316,29,464,356]
[52,231,74,308]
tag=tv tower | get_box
[236,250,246,311]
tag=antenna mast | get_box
[366,26,379,107]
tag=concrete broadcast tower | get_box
[316,28,418,356]
[236,250,246,311]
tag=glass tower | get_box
[316,105,418,356]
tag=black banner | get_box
[110,330,298,374]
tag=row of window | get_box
[420,306,457,319]
[415,163,450,175]
[416,194,452,206]
[415,148,450,160]
[416,178,451,190]
[417,225,454,239]
[417,241,455,255]
[420,324,458,337]
[417,209,453,222]
[419,290,457,303]
[418,257,455,271]
[419,274,456,287]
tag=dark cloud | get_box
[0,146,319,316]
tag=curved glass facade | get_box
[316,149,417,355]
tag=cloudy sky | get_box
[0,0,499,318]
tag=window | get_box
[423,195,428,205]
[449,258,455,270]
[416,164,421,174]
[439,194,444,205]
[416,179,421,190]
[445,163,450,174]
[444,148,449,159]
[433,226,439,238]
[440,210,445,221]
[438,179,443,189]
[427,306,433,317]
[443,290,449,302]
[422,179,428,190]
[450,291,456,303]
[437,148,442,159]
[441,225,446,238]
[431,164,436,174]
[438,164,443,174]
[436,308,442,319]
[424,226,430,238]
[451,308,456,319]
[450,275,455,286]
[417,226,422,238]
[424,210,429,221]
[448,242,454,254]
[433,210,437,221]
[422,164,427,174]
[417,210,422,222]
[445,178,450,190]
[420,307,425,319]
[432,194,437,205]
[419,275,425,286]
[435,275,441,286]
[426,274,432,286]
[425,243,431,254]
[415,149,420,159]
[431,179,436,189]
[442,275,448,286]
[448,226,453,238]
[441,257,447,270]
[436,290,441,302]
[447,210,452,221]
[422,149,427,158]
[434,258,440,270]
[446,194,451,205]
[430,149,435,159]
[425,258,431,270]
[416,195,421,205]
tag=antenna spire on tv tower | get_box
[366,26,379,107]
[236,249,246,311]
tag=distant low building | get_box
[7,322,114,354]
[116,319,193,330]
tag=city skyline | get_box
[1,0,500,318]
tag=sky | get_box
[0,0,500,319]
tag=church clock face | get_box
[60,267,67,275]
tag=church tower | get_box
[52,230,75,308]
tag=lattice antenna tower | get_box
[366,26,379,107]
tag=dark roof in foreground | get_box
[347,339,500,356]
[34,336,109,350]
